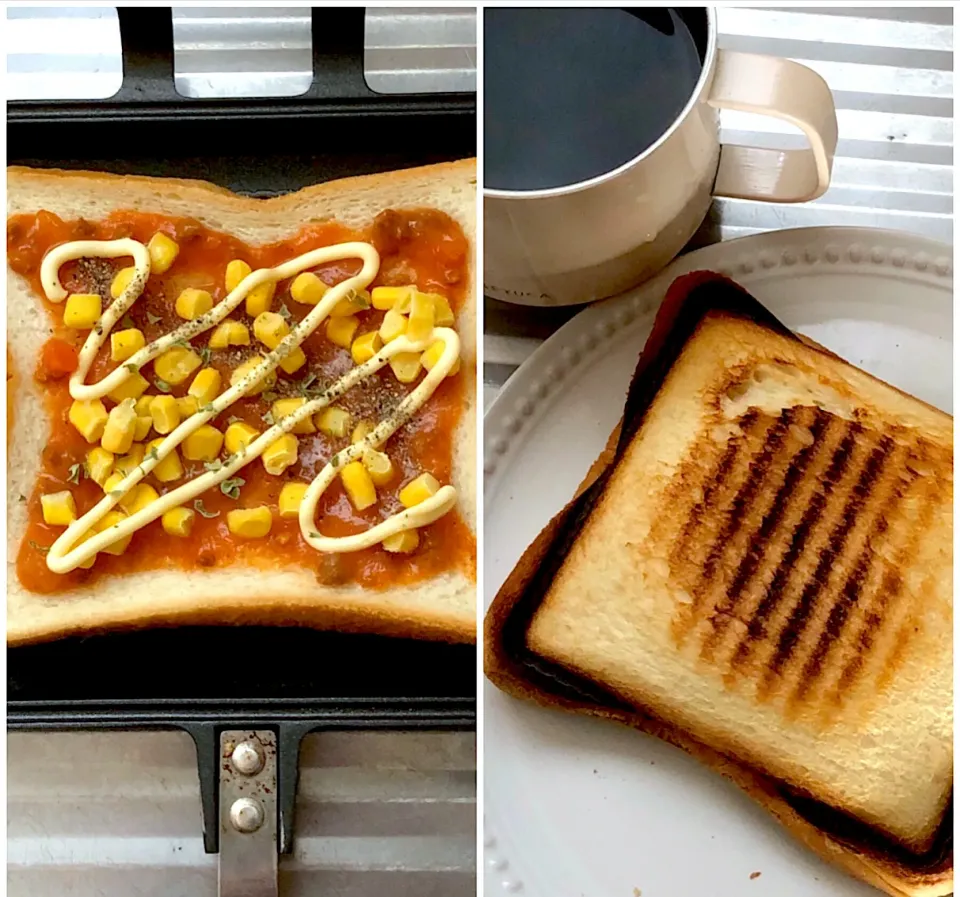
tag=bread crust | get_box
[8,161,477,645]
[484,272,952,896]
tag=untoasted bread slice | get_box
[7,161,477,645]
[486,272,952,895]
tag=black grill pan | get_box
[7,6,476,854]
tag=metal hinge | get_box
[218,730,278,897]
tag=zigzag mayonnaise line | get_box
[39,238,461,574]
[300,328,460,553]
[41,239,377,403]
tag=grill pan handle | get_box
[187,722,313,857]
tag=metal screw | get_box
[230,741,264,776]
[229,797,265,833]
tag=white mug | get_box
[483,7,839,307]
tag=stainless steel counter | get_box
[8,731,476,897]
[6,6,476,98]
[484,5,953,410]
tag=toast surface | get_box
[7,161,477,644]
[527,309,952,852]
[485,272,952,894]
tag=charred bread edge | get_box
[484,271,952,894]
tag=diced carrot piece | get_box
[40,338,79,378]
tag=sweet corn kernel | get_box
[330,289,371,317]
[97,510,132,555]
[272,398,315,435]
[230,356,276,395]
[175,288,214,321]
[227,506,273,539]
[162,506,195,537]
[86,446,115,486]
[107,371,150,404]
[350,331,382,366]
[262,433,298,476]
[41,490,77,526]
[111,327,146,362]
[106,472,135,506]
[362,448,394,487]
[277,346,307,375]
[389,352,422,384]
[188,368,222,405]
[110,266,137,299]
[150,395,181,435]
[135,395,155,417]
[73,528,98,569]
[253,312,289,349]
[341,461,377,511]
[114,445,144,478]
[245,280,276,317]
[351,420,375,444]
[176,395,200,418]
[278,482,308,518]
[421,340,445,371]
[395,290,415,315]
[406,290,435,343]
[424,292,456,327]
[371,285,416,311]
[225,259,252,293]
[101,399,138,454]
[103,471,132,509]
[326,315,359,349]
[290,272,328,305]
[128,483,160,515]
[63,293,101,330]
[147,232,180,274]
[134,415,153,441]
[154,346,202,385]
[224,421,259,455]
[421,340,460,377]
[182,425,224,462]
[399,472,440,509]
[315,407,352,438]
[379,308,407,343]
[148,439,183,483]
[209,320,250,349]
[383,529,420,554]
[69,398,109,443]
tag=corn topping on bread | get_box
[485,272,952,897]
[8,161,477,645]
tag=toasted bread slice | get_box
[7,162,477,645]
[486,272,952,895]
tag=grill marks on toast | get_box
[829,449,946,707]
[663,399,943,721]
[667,409,761,584]
[698,406,831,663]
[668,408,774,641]
[756,434,897,698]
[788,439,915,713]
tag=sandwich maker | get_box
[6,8,476,893]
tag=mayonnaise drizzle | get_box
[40,238,461,573]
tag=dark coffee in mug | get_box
[485,7,708,192]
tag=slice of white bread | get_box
[486,272,952,896]
[7,161,477,645]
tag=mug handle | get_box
[707,50,839,203]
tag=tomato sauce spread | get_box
[7,208,475,594]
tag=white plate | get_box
[483,227,952,897]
